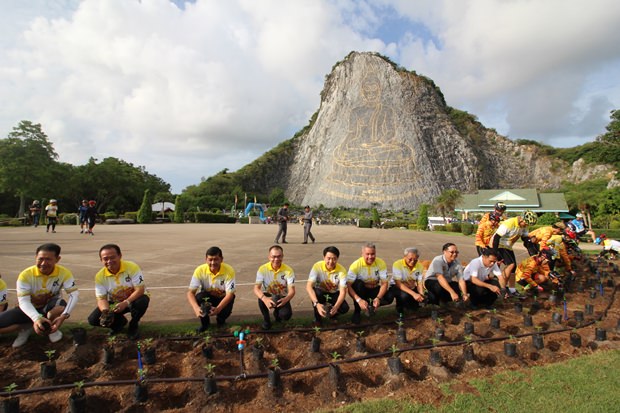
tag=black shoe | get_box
[302,242,308,244]
[312,239,315,244]
[261,321,272,330]
[282,241,288,244]
[351,311,361,325]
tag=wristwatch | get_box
[312,301,318,308]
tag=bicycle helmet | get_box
[50,199,57,204]
[521,210,537,225]
[88,200,96,206]
[489,211,502,223]
[539,248,556,261]
[494,202,507,213]
[595,233,606,245]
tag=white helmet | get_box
[576,213,583,218]
[50,199,57,203]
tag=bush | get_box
[417,204,429,231]
[408,224,417,230]
[238,217,249,224]
[357,219,373,228]
[434,225,446,232]
[61,213,78,225]
[383,220,413,229]
[103,212,117,220]
[461,222,474,235]
[446,223,461,232]
[124,212,138,222]
[537,212,558,225]
[193,212,236,223]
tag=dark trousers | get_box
[350,279,394,313]
[275,221,288,242]
[195,291,234,328]
[88,295,150,331]
[0,299,65,328]
[303,222,315,243]
[392,285,420,314]
[312,288,349,321]
[258,294,292,324]
[424,279,461,305]
[466,279,500,308]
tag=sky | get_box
[1,0,619,193]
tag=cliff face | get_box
[246,52,614,209]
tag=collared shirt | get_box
[462,256,501,282]
[308,261,347,293]
[347,257,388,288]
[603,239,620,251]
[95,260,147,303]
[17,264,78,321]
[515,257,550,288]
[189,262,236,298]
[494,217,528,249]
[529,226,555,249]
[0,278,7,307]
[424,255,463,282]
[391,259,424,288]
[256,262,295,296]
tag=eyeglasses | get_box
[447,250,459,255]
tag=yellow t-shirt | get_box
[188,262,236,298]
[95,260,147,303]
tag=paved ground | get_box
[0,222,600,325]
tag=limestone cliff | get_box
[241,52,614,209]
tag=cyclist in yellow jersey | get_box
[87,244,149,340]
[306,246,349,325]
[491,210,537,297]
[187,246,236,332]
[0,243,78,347]
[254,245,295,330]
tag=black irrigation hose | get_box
[3,264,618,398]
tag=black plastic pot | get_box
[40,361,56,380]
[574,310,584,323]
[367,304,375,317]
[464,322,474,335]
[532,334,544,350]
[267,368,281,389]
[585,304,594,315]
[143,348,156,365]
[552,312,562,324]
[514,302,523,313]
[595,328,607,341]
[323,303,333,317]
[531,301,541,314]
[570,332,582,347]
[523,314,533,327]
[429,350,442,367]
[387,356,403,374]
[102,347,114,365]
[589,290,597,299]
[203,376,217,395]
[68,391,86,413]
[328,363,341,385]
[202,345,213,360]
[490,317,500,329]
[310,336,321,353]
[71,328,87,346]
[504,342,517,357]
[607,279,614,288]
[397,327,407,344]
[435,327,445,341]
[134,383,148,403]
[463,345,475,361]
[251,345,264,361]
[200,302,212,317]
[1,397,19,413]
[548,294,558,305]
[355,337,366,353]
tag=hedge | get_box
[357,219,373,228]
[192,212,236,223]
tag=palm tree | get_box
[434,189,463,223]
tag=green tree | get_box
[137,189,153,223]
[417,204,429,231]
[0,121,58,217]
[434,189,463,223]
[596,109,620,145]
[268,188,286,206]
[174,195,184,223]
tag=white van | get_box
[427,217,447,231]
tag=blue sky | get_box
[1,0,619,193]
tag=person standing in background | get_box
[302,206,316,244]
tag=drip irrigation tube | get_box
[2,266,617,398]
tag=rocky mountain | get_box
[238,51,614,210]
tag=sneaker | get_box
[12,327,33,348]
[48,330,63,343]
[510,290,526,299]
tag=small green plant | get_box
[137,367,147,383]
[464,335,473,345]
[395,319,404,328]
[325,295,332,303]
[107,335,117,345]
[3,383,17,396]
[465,312,473,320]
[270,357,280,369]
[535,326,543,332]
[72,380,85,397]
[45,349,56,362]
[435,317,444,324]
[109,302,118,312]
[254,337,264,348]
[139,338,153,350]
[204,363,216,377]
[313,326,321,336]
[330,351,341,361]
[489,308,498,314]
[390,344,399,357]
[356,330,365,338]
[429,338,440,347]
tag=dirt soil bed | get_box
[2,256,619,412]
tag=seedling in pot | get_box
[330,351,342,361]
[390,344,400,358]
[310,327,321,352]
[2,383,19,413]
[45,349,56,363]
[464,335,473,346]
[204,363,216,378]
[355,330,366,352]
[203,363,218,395]
[201,297,212,315]
[3,383,17,397]
[270,357,280,370]
[324,295,333,316]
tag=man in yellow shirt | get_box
[391,247,425,315]
[254,245,295,330]
[187,246,236,332]
[306,246,349,325]
[87,244,149,340]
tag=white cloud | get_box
[1,0,619,192]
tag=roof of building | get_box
[456,189,568,213]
